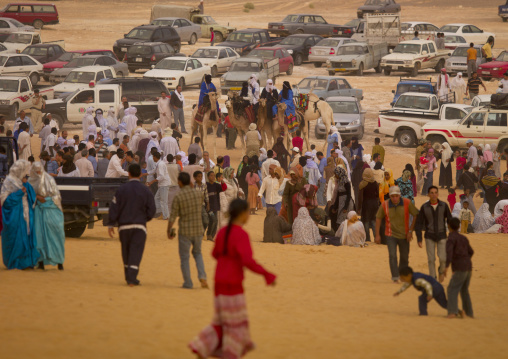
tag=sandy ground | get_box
[1,1,508,358]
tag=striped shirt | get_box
[467,77,483,94]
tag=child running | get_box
[189,199,276,358]
[394,266,448,316]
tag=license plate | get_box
[335,68,347,72]
[392,66,398,70]
[482,70,490,74]
[337,31,342,34]
[136,58,142,62]
[337,127,346,131]
[121,47,127,52]
[230,87,241,90]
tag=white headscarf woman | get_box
[82,106,95,140]
[472,203,495,233]
[291,207,321,245]
[335,149,351,179]
[451,72,466,104]
[451,203,462,219]
[337,211,366,247]
[441,142,453,168]
[0,160,32,233]
[265,79,275,93]
[106,107,119,138]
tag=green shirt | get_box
[376,199,419,239]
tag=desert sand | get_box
[1,1,508,358]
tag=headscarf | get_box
[405,163,415,178]
[0,159,32,233]
[334,166,349,184]
[362,154,371,164]
[481,173,499,189]
[324,157,335,181]
[339,211,360,245]
[291,207,321,245]
[259,148,267,162]
[282,81,291,99]
[402,169,411,182]
[451,203,462,218]
[223,155,231,169]
[359,168,375,190]
[440,68,449,86]
[176,151,188,166]
[265,79,275,93]
[472,203,495,233]
[335,149,351,177]
[61,154,76,174]
[28,162,62,210]
[451,72,466,89]
[305,158,318,169]
[496,206,508,234]
[224,166,235,180]
[441,142,452,168]
[274,166,286,185]
[351,136,360,150]
[491,143,498,153]
[382,168,395,186]
[205,74,212,84]
[296,184,318,207]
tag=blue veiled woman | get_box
[1,160,39,270]
[273,81,296,117]
[29,162,65,270]
[198,74,220,116]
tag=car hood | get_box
[358,5,385,11]
[332,113,361,123]
[224,72,260,81]
[144,69,185,78]
[44,61,68,70]
[116,38,147,46]
[277,44,303,51]
[219,41,251,49]
[330,54,364,62]
[191,57,218,66]
[3,42,25,52]
[0,92,17,100]
[51,67,74,77]
[383,53,418,61]
[479,61,508,69]
[52,82,87,93]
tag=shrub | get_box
[309,3,315,8]
[243,8,250,13]
[244,3,255,10]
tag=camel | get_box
[273,102,292,150]
[191,91,219,158]
[225,92,250,152]
[257,98,272,149]
[298,92,334,153]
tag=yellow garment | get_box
[372,144,385,164]
[467,47,477,61]
[379,168,395,202]
[482,43,492,58]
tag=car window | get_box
[48,47,55,56]
[20,5,33,13]
[36,5,56,13]
[469,25,482,33]
[253,33,261,42]
[422,44,429,53]
[226,48,236,57]
[259,32,268,42]
[462,26,471,34]
[162,28,175,38]
[487,113,508,127]
[152,29,163,41]
[6,5,18,12]
[193,59,202,68]
[122,82,143,101]
[166,44,175,54]
[275,49,283,58]
[180,19,190,27]
[95,57,106,66]
[463,112,485,126]
[445,107,466,120]
[303,16,313,23]
[337,79,351,89]
[282,49,291,57]
[0,21,8,29]
[142,81,166,100]
[20,79,29,92]
[55,46,63,54]
[152,45,160,53]
[186,60,195,70]
[5,56,22,67]
[219,49,227,59]
[72,90,94,104]
[428,42,436,53]
[103,57,116,65]
[96,71,105,82]
[427,24,439,32]
[99,89,115,103]
[314,16,326,24]
[431,97,438,110]
[104,69,113,78]
[328,80,338,91]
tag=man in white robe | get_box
[160,128,180,158]
[125,107,139,137]
[17,123,31,160]
[82,106,95,140]
[158,92,172,130]
[129,128,142,153]
[450,72,467,104]
[437,68,451,101]
[145,131,161,162]
[106,107,119,139]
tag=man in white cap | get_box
[289,147,301,169]
[375,185,419,283]
[160,127,180,158]
[145,131,161,162]
[151,118,162,138]
[466,139,478,172]
[245,122,261,157]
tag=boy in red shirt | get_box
[292,130,303,153]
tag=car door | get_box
[181,19,193,41]
[103,56,121,75]
[336,78,356,98]
[225,48,239,67]
[4,56,24,76]
[484,112,508,145]
[457,112,485,147]
[217,48,229,72]
[302,16,313,34]
[20,55,38,76]
[313,16,328,36]
[468,25,485,43]
[152,29,164,43]
[98,88,116,112]
[18,5,33,25]
[175,19,188,42]
[68,89,96,123]
[192,59,205,84]
[46,46,55,63]
[0,20,10,34]
[184,59,195,84]
[275,49,288,72]
[3,5,19,22]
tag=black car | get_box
[113,25,181,60]
[125,42,184,72]
[21,43,65,64]
[357,0,401,19]
[277,34,323,66]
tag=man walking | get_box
[258,164,282,213]
[210,27,215,46]
[146,152,171,220]
[415,186,452,281]
[167,172,208,289]
[466,72,486,100]
[158,91,172,130]
[31,89,45,132]
[108,164,156,286]
[466,139,479,173]
[261,149,280,178]
[375,186,419,282]
[166,154,181,218]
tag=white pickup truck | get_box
[0,76,54,119]
[377,92,472,147]
[2,31,64,54]
[380,40,450,76]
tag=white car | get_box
[401,21,440,33]
[440,24,495,45]
[471,94,491,108]
[309,37,356,67]
[143,56,210,90]
[2,31,41,54]
[0,17,34,33]
[190,46,239,77]
[52,65,117,98]
[0,53,42,85]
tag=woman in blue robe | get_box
[0,160,39,270]
[29,162,65,270]
[199,74,219,108]
[273,81,296,119]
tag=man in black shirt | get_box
[171,85,186,133]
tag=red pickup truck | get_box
[0,3,59,29]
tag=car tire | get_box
[117,72,123,77]
[30,72,39,86]
[214,31,223,43]
[287,63,293,75]
[189,33,198,45]
[296,29,304,34]
[357,63,364,76]
[128,67,136,73]
[397,129,416,147]
[314,62,322,68]
[383,68,391,76]
[65,223,87,238]
[211,66,218,77]
[52,113,65,129]
[179,77,185,89]
[294,53,303,66]
[411,63,420,77]
[375,64,382,73]
[328,71,335,76]
[33,19,44,29]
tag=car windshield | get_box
[401,23,412,31]
[0,56,7,67]
[452,47,480,57]
[280,37,306,46]
[395,95,430,110]
[151,19,174,26]
[64,71,96,84]
[5,33,32,44]
[154,59,186,70]
[125,28,154,40]
[64,57,96,68]
[445,36,466,43]
[202,16,217,24]
[337,45,365,55]
[282,15,299,23]
[128,45,152,55]
[230,61,260,72]
[440,25,459,33]
[329,101,359,114]
[315,39,340,47]
[496,51,508,62]
[365,0,387,4]
[191,48,218,58]
[248,49,274,58]
[56,52,81,62]
[345,19,360,27]
[396,84,433,95]
[64,89,80,102]
[298,78,328,90]
[0,79,18,92]
[22,47,47,56]
[393,43,421,54]
[226,32,253,43]
[9,19,25,27]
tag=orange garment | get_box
[467,47,477,61]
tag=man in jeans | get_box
[167,172,208,289]
[415,186,452,281]
[375,186,419,283]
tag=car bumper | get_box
[478,68,504,79]
[268,29,289,36]
[127,61,155,70]
[327,65,359,72]
[381,64,414,71]
[316,122,363,137]
[445,64,467,73]
[309,55,332,63]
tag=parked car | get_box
[21,43,65,64]
[351,13,405,49]
[268,14,340,37]
[357,0,401,18]
[113,25,181,60]
[0,3,59,29]
[191,46,240,77]
[471,94,491,107]
[326,42,388,76]
[49,55,128,84]
[478,51,508,80]
[277,34,323,66]
[0,43,7,53]
[150,17,202,45]
[440,24,495,45]
[444,35,467,50]
[51,65,117,98]
[0,75,53,118]
[390,78,437,106]
[332,19,364,38]
[2,31,41,53]
[217,29,281,56]
[499,2,508,22]
[309,37,355,67]
[149,5,235,43]
[126,42,182,72]
[0,53,42,84]
[445,45,485,75]
[293,76,363,100]
[144,57,210,90]
[315,96,366,139]
[43,50,117,81]
[246,47,293,75]
[401,22,439,33]
[220,58,279,95]
[0,17,34,33]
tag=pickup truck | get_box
[380,40,450,76]
[220,57,279,95]
[390,78,437,106]
[149,5,235,43]
[326,42,388,76]
[217,29,281,56]
[422,107,508,153]
[268,14,339,37]
[351,14,400,48]
[499,2,508,22]
[0,76,54,119]
[3,31,64,54]
[378,92,471,147]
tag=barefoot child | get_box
[443,217,474,318]
[393,266,448,316]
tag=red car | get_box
[0,3,59,29]
[245,46,294,75]
[42,49,117,81]
[478,51,508,80]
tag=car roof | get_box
[301,76,344,80]
[71,65,113,72]
[132,42,169,46]
[286,34,319,38]
[133,25,164,30]
[442,23,469,27]
[7,3,55,5]
[253,47,278,50]
[80,54,109,59]
[0,76,27,80]
[0,53,31,58]
[25,43,61,48]
[153,17,186,20]
[159,56,188,61]
[195,46,230,50]
[326,96,358,102]
[232,28,267,33]
[453,45,481,49]
[102,77,163,84]
[400,40,431,44]
[400,92,434,97]
[402,21,434,25]
[474,95,491,100]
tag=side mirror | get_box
[389,49,393,53]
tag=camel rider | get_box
[249,74,260,114]
[245,123,261,157]
[199,74,220,120]
[273,81,297,133]
[260,79,278,120]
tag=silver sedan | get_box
[151,17,202,45]
[315,96,366,139]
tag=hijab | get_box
[441,142,453,168]
[496,206,508,234]
[405,163,415,178]
[324,157,335,180]
[259,148,267,162]
[274,166,286,185]
[224,166,235,181]
[472,203,495,233]
[451,203,462,218]
[359,168,375,190]
[0,159,32,232]
[401,169,411,182]
[266,79,275,93]
[292,207,321,245]
[223,155,231,168]
[28,162,62,210]
[334,166,349,185]
[305,158,318,169]
[282,81,291,99]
